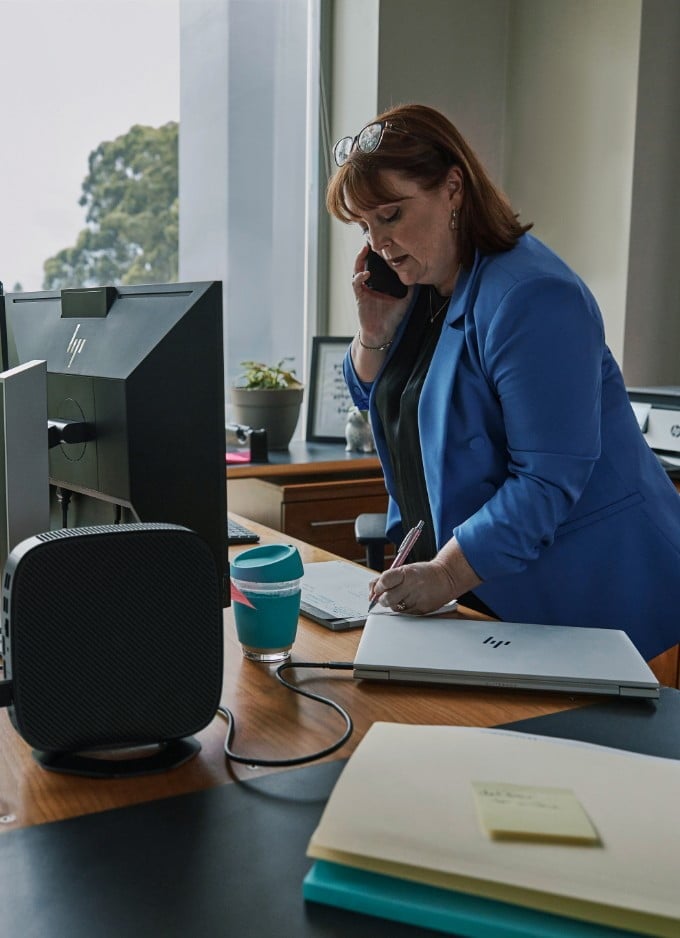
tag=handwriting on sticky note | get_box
[472,781,601,845]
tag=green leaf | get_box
[237,358,302,389]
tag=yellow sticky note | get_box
[472,780,601,845]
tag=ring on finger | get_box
[396,600,407,612]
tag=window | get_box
[1,0,322,431]
[0,1,179,293]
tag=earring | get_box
[450,207,459,231]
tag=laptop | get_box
[353,614,660,698]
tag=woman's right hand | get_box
[352,243,412,349]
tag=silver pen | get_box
[367,519,425,613]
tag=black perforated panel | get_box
[4,524,223,752]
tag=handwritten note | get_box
[472,780,601,845]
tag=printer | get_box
[627,386,680,476]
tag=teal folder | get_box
[303,861,642,938]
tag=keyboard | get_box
[227,518,260,545]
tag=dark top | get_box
[374,286,497,618]
[375,287,499,619]
[374,288,443,563]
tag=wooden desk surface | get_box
[0,515,593,833]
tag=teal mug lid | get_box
[231,543,303,583]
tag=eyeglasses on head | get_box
[333,121,408,167]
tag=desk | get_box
[0,515,596,832]
[227,442,388,562]
[1,518,679,938]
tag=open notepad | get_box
[300,560,457,630]
[300,561,375,629]
[305,723,680,937]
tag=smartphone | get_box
[365,250,408,298]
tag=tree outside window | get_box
[42,121,178,290]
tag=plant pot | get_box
[230,386,304,450]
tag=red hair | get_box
[326,103,531,267]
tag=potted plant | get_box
[230,358,304,450]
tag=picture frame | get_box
[306,336,354,442]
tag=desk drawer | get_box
[282,492,388,563]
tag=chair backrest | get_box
[354,512,389,571]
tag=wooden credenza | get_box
[228,474,387,563]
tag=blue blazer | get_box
[345,235,680,660]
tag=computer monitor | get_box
[0,281,229,605]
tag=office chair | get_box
[354,512,390,571]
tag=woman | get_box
[328,103,680,662]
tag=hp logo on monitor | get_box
[66,325,87,368]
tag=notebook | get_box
[300,561,376,630]
[353,614,659,698]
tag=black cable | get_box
[55,487,72,528]
[218,660,354,767]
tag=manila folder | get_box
[307,723,680,937]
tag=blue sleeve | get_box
[454,276,604,580]
[343,345,373,410]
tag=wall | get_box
[624,0,680,385]
[328,0,510,339]
[504,0,641,365]
[328,0,680,385]
[376,0,509,182]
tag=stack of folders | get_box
[303,723,680,938]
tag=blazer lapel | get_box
[418,263,478,549]
[419,321,465,548]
